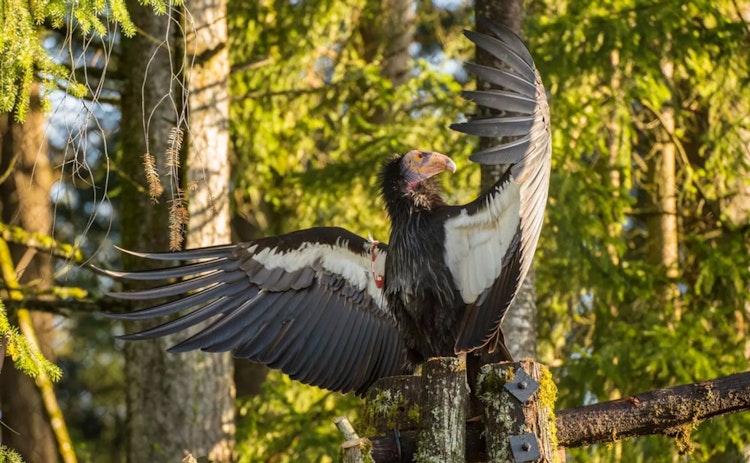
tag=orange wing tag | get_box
[371,241,385,288]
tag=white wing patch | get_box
[444,181,522,304]
[248,238,388,310]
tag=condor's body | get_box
[104,19,551,395]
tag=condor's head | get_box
[381,150,457,212]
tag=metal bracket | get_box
[509,433,541,462]
[503,366,539,404]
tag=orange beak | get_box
[411,151,457,177]
[400,150,457,189]
[428,152,457,174]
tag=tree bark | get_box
[556,371,750,449]
[119,2,182,459]
[415,358,469,462]
[335,416,372,463]
[474,0,537,360]
[120,2,234,461]
[477,361,559,462]
[183,0,235,458]
[364,360,560,462]
[368,0,415,87]
[0,84,59,463]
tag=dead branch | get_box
[556,370,750,448]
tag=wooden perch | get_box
[416,357,469,461]
[476,361,558,462]
[556,370,750,448]
[360,360,750,462]
[363,359,558,462]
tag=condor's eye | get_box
[416,152,424,159]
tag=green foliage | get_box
[0,0,55,121]
[529,0,750,460]
[0,0,178,121]
[56,313,126,463]
[236,370,359,463]
[228,0,476,238]
[15,0,746,460]
[0,299,62,381]
[226,1,750,459]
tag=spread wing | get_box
[448,18,552,354]
[103,227,405,394]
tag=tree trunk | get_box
[604,47,626,462]
[646,58,681,323]
[360,0,415,123]
[372,0,415,87]
[605,48,624,267]
[119,3,181,461]
[120,2,233,461]
[0,84,59,463]
[183,0,235,457]
[475,0,537,360]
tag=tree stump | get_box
[360,358,560,463]
[476,360,560,462]
[415,357,470,462]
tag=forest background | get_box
[1,0,749,462]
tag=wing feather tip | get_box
[113,245,154,258]
[116,332,157,341]
[166,343,197,354]
[101,308,164,320]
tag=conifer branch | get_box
[0,445,24,463]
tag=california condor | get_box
[103,19,551,395]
